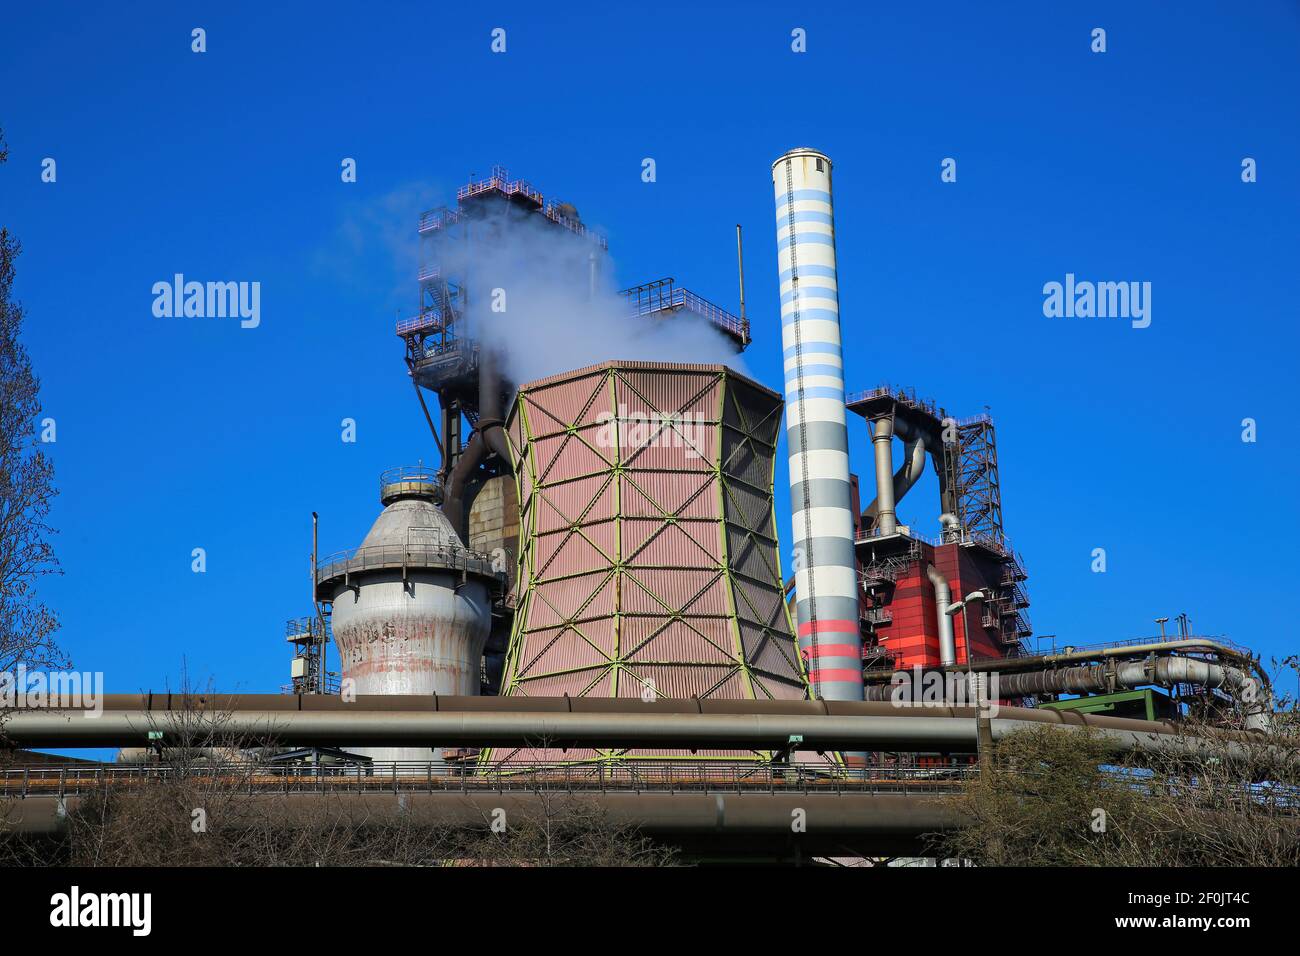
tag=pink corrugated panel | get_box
[624,619,736,665]
[620,519,714,568]
[534,433,613,484]
[620,438,714,473]
[525,370,609,430]
[517,630,611,680]
[529,569,611,621]
[538,474,616,528]
[617,664,738,699]
[533,528,610,579]
[623,569,728,615]
[619,472,718,519]
[617,368,720,420]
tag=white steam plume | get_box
[427,202,747,384]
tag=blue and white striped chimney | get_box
[772,148,863,702]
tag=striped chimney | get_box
[772,148,863,702]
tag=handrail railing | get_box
[379,465,442,493]
[965,634,1254,668]
[7,762,1296,807]
[620,280,748,340]
[396,309,444,336]
[315,541,502,585]
[0,761,979,798]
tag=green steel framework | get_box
[486,362,810,765]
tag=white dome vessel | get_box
[316,467,499,764]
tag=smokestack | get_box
[772,148,863,702]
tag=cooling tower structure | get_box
[772,148,864,702]
[490,361,807,761]
[315,467,501,763]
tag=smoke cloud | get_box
[425,202,747,385]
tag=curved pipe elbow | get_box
[927,565,956,667]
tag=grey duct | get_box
[927,565,956,667]
[441,431,484,538]
[870,416,898,535]
[865,417,930,526]
[476,350,513,465]
[955,637,1264,682]
[441,350,513,539]
[1,705,1263,757]
[0,702,1232,754]
[991,657,1272,732]
[867,654,1272,732]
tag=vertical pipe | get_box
[927,565,956,667]
[772,148,863,702]
[312,511,326,693]
[871,415,898,535]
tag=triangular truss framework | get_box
[491,363,808,764]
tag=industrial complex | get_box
[285,151,1270,737]
[2,151,1281,859]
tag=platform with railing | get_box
[315,536,503,594]
[378,465,442,505]
[620,277,749,346]
[418,166,608,249]
[845,384,944,423]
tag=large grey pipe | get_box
[927,565,956,666]
[442,351,513,539]
[875,655,1273,731]
[871,416,898,535]
[442,430,486,539]
[4,705,1272,758]
[864,417,928,523]
[477,349,513,465]
[864,434,925,523]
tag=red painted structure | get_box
[847,385,1032,677]
[860,536,1027,674]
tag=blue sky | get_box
[1,0,1298,706]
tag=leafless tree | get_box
[0,125,67,703]
[930,665,1300,866]
[1,687,680,866]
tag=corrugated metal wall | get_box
[490,361,808,764]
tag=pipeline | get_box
[865,653,1273,732]
[10,695,1285,761]
[477,349,513,465]
[991,657,1272,732]
[963,638,1264,681]
[864,416,931,525]
[927,565,956,666]
[870,415,898,535]
[441,431,485,539]
[440,351,514,539]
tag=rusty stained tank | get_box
[491,361,808,764]
[316,467,499,764]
